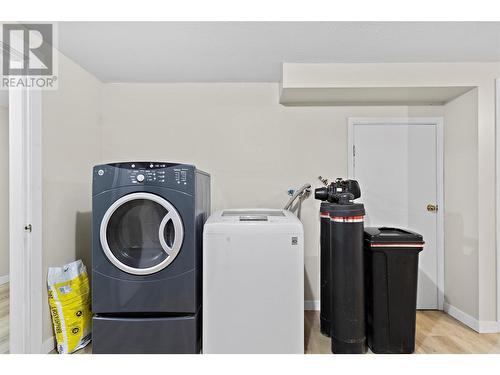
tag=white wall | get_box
[411,95,481,320]
[282,63,500,324]
[36,61,499,345]
[0,106,8,280]
[0,92,7,107]
[41,52,102,342]
[443,89,479,318]
[100,83,443,305]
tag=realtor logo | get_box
[1,23,58,89]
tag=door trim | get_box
[347,117,444,310]
[496,78,500,328]
[9,87,43,353]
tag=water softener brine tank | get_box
[315,178,366,354]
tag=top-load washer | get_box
[92,162,210,353]
[202,209,304,353]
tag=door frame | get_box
[9,86,43,353]
[347,117,445,310]
[496,78,500,328]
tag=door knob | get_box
[427,204,438,212]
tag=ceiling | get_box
[56,22,500,82]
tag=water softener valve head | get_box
[337,192,354,204]
[314,187,328,201]
[314,178,361,203]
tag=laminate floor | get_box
[305,310,500,354]
[2,281,499,355]
[0,283,9,354]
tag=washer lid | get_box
[222,210,285,217]
[204,209,303,235]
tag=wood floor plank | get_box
[0,283,8,354]
[305,310,500,354]
[2,282,500,354]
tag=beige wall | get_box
[38,61,498,344]
[41,52,102,341]
[411,95,480,319]
[443,89,479,318]
[100,83,442,305]
[282,62,500,322]
[0,106,8,278]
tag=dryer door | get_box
[100,192,184,275]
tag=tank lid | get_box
[364,227,424,247]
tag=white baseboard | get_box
[479,320,500,334]
[0,274,9,285]
[444,302,479,331]
[304,300,320,311]
[42,336,56,354]
[443,302,500,333]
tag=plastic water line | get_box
[284,183,312,217]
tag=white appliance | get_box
[202,209,304,354]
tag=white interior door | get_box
[350,119,442,309]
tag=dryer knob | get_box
[137,174,145,182]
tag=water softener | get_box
[319,201,333,336]
[315,178,366,354]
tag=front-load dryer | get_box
[92,162,210,353]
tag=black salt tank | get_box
[364,227,424,354]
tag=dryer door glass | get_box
[101,193,184,275]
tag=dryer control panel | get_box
[129,168,166,184]
[92,162,197,196]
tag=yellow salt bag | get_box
[47,260,91,354]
